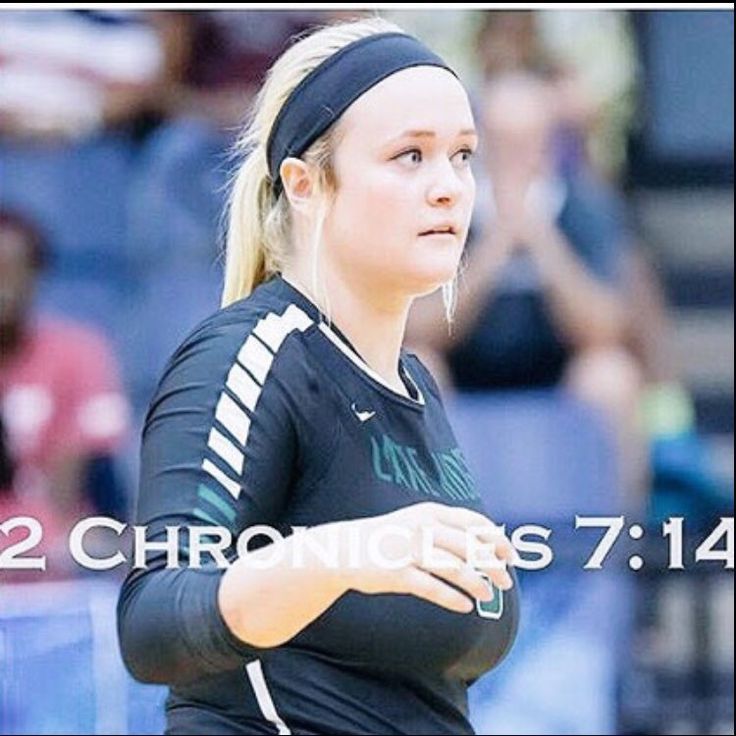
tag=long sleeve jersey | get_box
[117,274,519,735]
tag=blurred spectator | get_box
[476,10,549,79]
[623,246,730,521]
[0,10,166,140]
[117,11,325,411]
[157,10,321,131]
[471,13,724,519]
[407,73,647,503]
[475,10,608,179]
[0,210,130,578]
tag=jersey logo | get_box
[476,574,504,620]
[370,432,480,501]
[351,402,376,423]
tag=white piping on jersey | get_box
[237,334,273,384]
[201,458,241,499]
[207,427,243,474]
[318,322,425,406]
[226,362,261,412]
[214,392,251,446]
[203,304,312,500]
[245,659,292,735]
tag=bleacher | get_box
[0,580,166,735]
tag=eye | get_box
[452,147,475,166]
[394,148,423,165]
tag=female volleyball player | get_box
[117,17,519,735]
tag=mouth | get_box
[419,225,457,236]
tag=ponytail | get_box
[220,16,403,308]
[222,142,277,307]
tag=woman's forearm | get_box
[118,522,352,686]
[218,521,351,648]
[530,224,627,348]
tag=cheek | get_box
[323,164,470,292]
[331,174,414,251]
[356,171,414,222]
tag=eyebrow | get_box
[391,128,478,141]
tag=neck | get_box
[282,267,411,396]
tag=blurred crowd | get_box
[0,9,732,736]
[1,8,726,576]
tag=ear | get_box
[280,157,316,212]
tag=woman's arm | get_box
[119,503,515,685]
[218,504,515,650]
[117,318,305,685]
[216,521,351,650]
[521,214,628,349]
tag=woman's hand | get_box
[219,502,515,648]
[333,502,515,614]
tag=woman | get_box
[117,17,519,735]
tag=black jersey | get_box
[117,275,519,735]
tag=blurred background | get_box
[0,8,733,735]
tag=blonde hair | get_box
[221,15,461,326]
[221,16,402,307]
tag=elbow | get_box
[116,567,254,687]
[119,646,168,686]
[116,578,182,686]
[116,600,169,685]
[117,618,191,686]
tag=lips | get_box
[419,224,457,236]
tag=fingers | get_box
[398,566,474,614]
[491,535,516,563]
[414,502,517,569]
[366,503,517,609]
[428,525,508,581]
[421,502,493,533]
[413,545,494,603]
[464,531,516,590]
[480,564,513,592]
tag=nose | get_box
[425,158,465,208]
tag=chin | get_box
[400,267,457,299]
[418,254,462,290]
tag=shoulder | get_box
[153,280,317,410]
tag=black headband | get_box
[266,31,457,195]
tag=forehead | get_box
[338,65,474,142]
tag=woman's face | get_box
[322,65,477,303]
